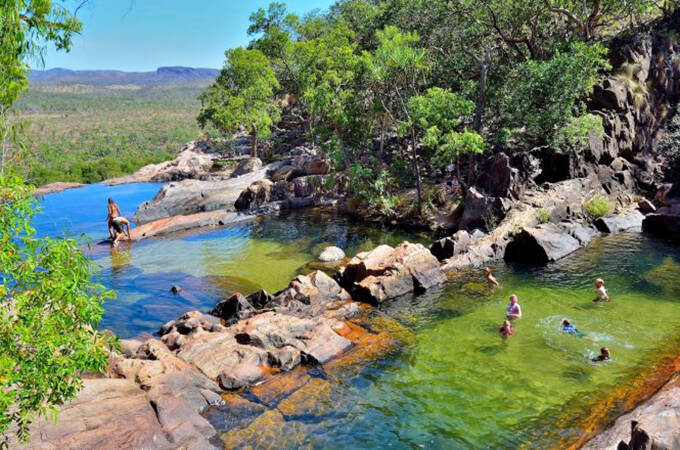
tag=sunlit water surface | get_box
[35,184,680,448]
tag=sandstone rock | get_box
[476,153,520,198]
[340,242,446,303]
[231,157,262,177]
[234,179,273,211]
[218,364,265,390]
[637,198,656,214]
[15,378,172,450]
[303,158,331,175]
[133,161,283,223]
[642,207,680,239]
[272,180,294,201]
[271,165,303,182]
[268,270,351,313]
[594,210,644,233]
[211,293,256,325]
[583,376,680,450]
[429,230,474,262]
[158,311,224,338]
[35,182,84,196]
[129,210,252,241]
[460,187,511,231]
[318,246,345,262]
[246,289,273,309]
[505,224,582,264]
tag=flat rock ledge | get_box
[125,210,255,242]
[35,181,84,196]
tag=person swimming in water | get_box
[561,319,583,337]
[506,294,522,320]
[592,347,610,362]
[594,278,610,302]
[499,320,514,339]
[484,267,499,288]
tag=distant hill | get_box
[27,66,219,86]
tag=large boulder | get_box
[303,158,331,175]
[234,179,274,211]
[459,187,511,231]
[505,224,583,264]
[642,204,680,239]
[476,153,520,198]
[594,210,644,233]
[339,242,446,303]
[271,165,303,182]
[231,157,262,177]
[267,270,351,313]
[210,293,256,325]
[318,246,346,262]
[429,230,475,262]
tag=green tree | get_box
[408,87,484,185]
[366,26,430,214]
[198,47,280,157]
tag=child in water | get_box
[499,320,514,339]
[594,278,610,302]
[592,347,610,362]
[484,267,499,287]
[506,295,522,320]
[561,319,583,337]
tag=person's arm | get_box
[515,305,522,319]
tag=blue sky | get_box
[39,0,335,71]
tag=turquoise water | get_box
[35,183,428,337]
[35,184,680,447]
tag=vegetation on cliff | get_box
[200,0,677,218]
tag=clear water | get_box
[35,184,680,447]
[35,183,429,337]
[220,233,680,448]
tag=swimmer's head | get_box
[509,294,518,304]
[562,319,570,326]
[601,347,610,358]
[502,320,511,328]
[595,278,604,287]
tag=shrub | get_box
[537,209,550,224]
[584,195,612,219]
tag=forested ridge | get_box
[200,0,679,217]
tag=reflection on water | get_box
[35,183,429,337]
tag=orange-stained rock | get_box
[276,378,333,417]
[247,367,311,407]
[221,409,309,449]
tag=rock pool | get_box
[36,184,680,448]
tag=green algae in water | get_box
[212,233,680,449]
[641,256,680,295]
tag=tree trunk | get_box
[411,129,422,216]
[250,123,257,158]
[469,58,489,186]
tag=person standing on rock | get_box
[107,198,131,246]
[506,295,522,320]
[484,267,499,288]
[107,197,122,239]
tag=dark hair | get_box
[108,198,113,204]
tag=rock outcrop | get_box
[583,375,680,450]
[642,184,680,239]
[133,161,285,223]
[318,246,346,262]
[35,181,84,196]
[126,210,254,241]
[339,242,446,303]
[504,223,599,264]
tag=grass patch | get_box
[584,195,612,219]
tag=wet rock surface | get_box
[126,209,254,241]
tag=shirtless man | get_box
[107,198,122,239]
[594,278,610,302]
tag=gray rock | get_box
[318,246,345,262]
[211,293,255,325]
[505,224,582,264]
[231,157,262,177]
[638,198,656,214]
[594,210,644,233]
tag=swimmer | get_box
[499,320,514,339]
[592,347,610,362]
[484,267,499,287]
[506,294,522,320]
[594,278,610,302]
[111,216,131,247]
[561,319,583,337]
